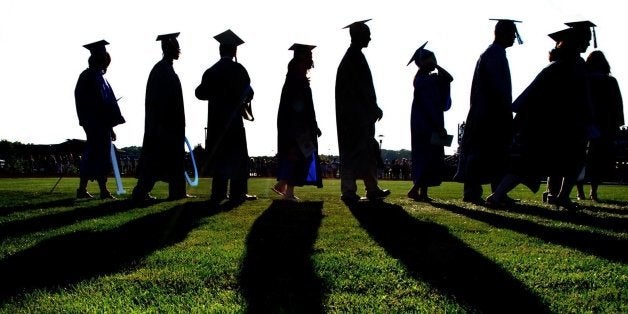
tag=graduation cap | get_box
[565,20,597,48]
[155,32,180,41]
[156,32,180,42]
[214,29,244,47]
[490,18,523,45]
[407,41,432,66]
[83,40,109,54]
[342,19,372,29]
[289,43,316,58]
[548,28,574,43]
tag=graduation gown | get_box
[74,68,125,180]
[510,55,590,184]
[195,57,252,178]
[584,71,624,181]
[335,45,382,176]
[137,58,186,183]
[456,43,513,184]
[410,72,452,186]
[276,72,322,187]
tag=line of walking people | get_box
[74,18,623,209]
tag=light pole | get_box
[378,134,384,149]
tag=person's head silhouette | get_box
[565,21,596,53]
[83,40,111,73]
[491,19,522,48]
[214,29,244,60]
[586,50,610,74]
[289,43,315,72]
[407,41,436,72]
[156,32,181,60]
[344,19,372,48]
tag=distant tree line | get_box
[2,134,628,183]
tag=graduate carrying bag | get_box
[430,131,454,147]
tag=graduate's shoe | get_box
[407,191,421,201]
[547,195,580,211]
[167,194,196,201]
[485,193,508,208]
[340,194,360,205]
[209,194,227,204]
[270,187,285,196]
[76,189,94,200]
[132,193,157,202]
[366,189,391,201]
[463,196,484,205]
[229,194,258,202]
[542,191,550,203]
[100,191,117,200]
[576,193,586,201]
[590,194,599,202]
[281,194,300,202]
[503,195,520,205]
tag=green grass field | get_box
[0,177,626,313]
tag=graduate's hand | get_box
[376,108,383,121]
[111,130,117,142]
[316,128,322,137]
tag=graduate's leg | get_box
[364,162,390,200]
[407,183,420,199]
[554,176,579,210]
[490,174,520,199]
[463,182,483,202]
[284,185,295,198]
[340,167,358,197]
[590,182,599,201]
[576,182,586,200]
[97,177,115,199]
[211,175,228,201]
[168,174,188,200]
[273,180,288,195]
[76,176,93,199]
[132,174,156,199]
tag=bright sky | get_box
[0,0,625,156]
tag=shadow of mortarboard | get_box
[347,201,549,313]
[239,200,324,313]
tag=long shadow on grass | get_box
[0,199,160,239]
[348,201,549,313]
[492,203,628,233]
[585,201,628,216]
[0,200,220,301]
[431,202,628,263]
[0,192,76,217]
[240,200,324,314]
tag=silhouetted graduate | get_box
[75,40,125,200]
[487,27,591,210]
[406,42,453,202]
[133,32,192,201]
[575,50,624,201]
[455,19,522,204]
[544,20,597,203]
[335,19,390,204]
[195,29,257,204]
[272,44,323,200]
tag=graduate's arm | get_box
[195,70,211,101]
